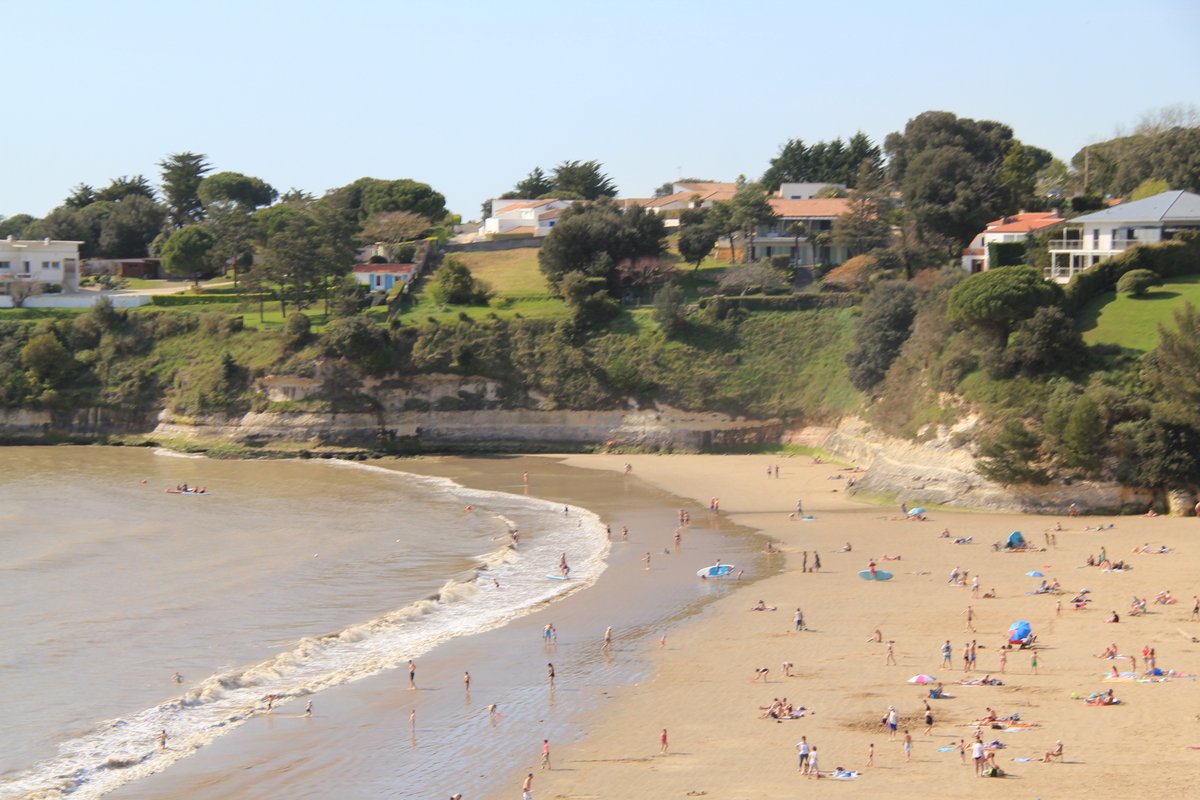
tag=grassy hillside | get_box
[450,248,550,297]
[1079,274,1200,352]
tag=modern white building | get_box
[960,211,1064,274]
[0,236,82,295]
[1046,190,1200,283]
[776,182,845,199]
[722,197,852,265]
[482,198,574,238]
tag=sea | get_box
[0,447,765,799]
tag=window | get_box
[0,261,10,270]
[23,261,31,273]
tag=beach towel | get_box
[1104,672,1137,681]
[1002,722,1039,731]
[1011,757,1034,762]
[937,746,957,752]
[830,771,859,780]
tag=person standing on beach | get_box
[812,553,821,571]
[305,700,312,717]
[797,735,810,772]
[643,551,651,570]
[887,706,898,740]
[522,772,533,800]
[464,671,471,693]
[660,728,668,754]
[999,648,1007,674]
[158,729,168,750]
[924,703,934,735]
[547,662,556,688]
[603,627,613,650]
[802,551,808,572]
[794,608,805,631]
[866,742,874,767]
[408,660,416,690]
[1030,652,1039,674]
[962,642,971,673]
[1192,595,1199,620]
[903,729,912,762]
[964,605,976,632]
[971,737,984,776]
[941,640,952,669]
[540,739,551,770]
[807,745,820,779]
[969,640,977,670]
[885,640,897,665]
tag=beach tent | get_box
[1005,531,1025,549]
[1007,620,1032,642]
[908,674,937,684]
[1025,570,1044,578]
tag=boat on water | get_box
[697,563,735,578]
[166,487,209,495]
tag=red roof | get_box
[982,211,1062,234]
[354,263,414,274]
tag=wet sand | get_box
[110,455,772,800]
[510,453,1200,799]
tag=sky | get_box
[5,0,1198,222]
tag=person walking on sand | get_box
[924,703,934,735]
[903,729,912,762]
[963,605,976,632]
[866,742,874,767]
[812,552,821,571]
[660,728,668,754]
[962,642,971,673]
[885,640,897,665]
[522,772,533,800]
[603,626,613,650]
[540,739,551,770]
[797,736,811,772]
[807,745,821,779]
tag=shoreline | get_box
[501,453,1200,798]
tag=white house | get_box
[0,236,82,294]
[719,197,851,265]
[640,182,738,227]
[353,262,415,292]
[776,182,845,199]
[1046,190,1200,283]
[482,198,574,238]
[960,211,1064,274]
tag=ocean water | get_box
[0,448,611,799]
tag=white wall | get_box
[0,293,151,309]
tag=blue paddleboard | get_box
[858,569,893,581]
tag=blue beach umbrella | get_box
[1008,620,1032,642]
[907,507,926,516]
[1026,570,1044,578]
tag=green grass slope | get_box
[1079,274,1200,352]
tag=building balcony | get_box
[1048,238,1139,252]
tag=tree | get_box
[1060,395,1105,473]
[652,283,688,336]
[730,180,775,263]
[946,265,1062,347]
[1116,268,1161,296]
[0,213,37,238]
[159,152,212,228]
[1143,302,1200,427]
[997,142,1052,211]
[324,177,447,223]
[560,271,620,329]
[198,171,277,210]
[258,210,325,314]
[705,201,739,263]
[678,223,718,269]
[160,225,216,279]
[760,132,883,191]
[432,256,490,304]
[538,200,665,293]
[551,160,617,199]
[975,419,1048,485]
[95,175,156,203]
[361,210,432,243]
[98,195,167,258]
[65,184,96,209]
[20,330,74,385]
[845,280,918,390]
[833,162,892,256]
[1001,306,1090,376]
[885,111,1016,247]
[1115,418,1200,490]
[513,167,554,198]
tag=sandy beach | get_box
[507,453,1200,799]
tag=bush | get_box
[150,292,271,306]
[987,241,1025,268]
[652,283,688,337]
[285,312,312,347]
[1115,268,1161,296]
[1063,234,1200,313]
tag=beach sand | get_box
[506,453,1200,799]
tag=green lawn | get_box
[1079,274,1200,351]
[451,249,549,296]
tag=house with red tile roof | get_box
[716,197,853,265]
[353,262,415,292]
[482,198,575,238]
[960,211,1064,274]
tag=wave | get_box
[0,461,610,800]
[151,448,206,459]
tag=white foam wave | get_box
[0,462,610,800]
[151,448,206,459]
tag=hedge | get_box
[697,293,858,311]
[1063,233,1200,313]
[988,241,1025,268]
[150,293,272,306]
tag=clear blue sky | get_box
[6,0,1198,221]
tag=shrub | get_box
[285,312,312,347]
[987,241,1025,268]
[1115,268,1161,296]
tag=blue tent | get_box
[1005,531,1026,549]
[1008,620,1032,642]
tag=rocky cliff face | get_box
[801,416,1154,514]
